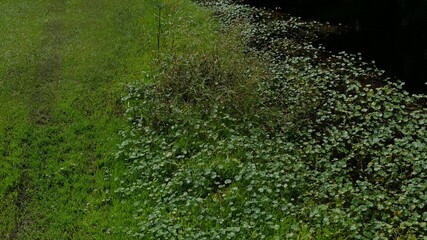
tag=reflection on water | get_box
[244,0,427,93]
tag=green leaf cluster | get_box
[115,0,427,239]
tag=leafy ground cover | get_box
[1,0,426,239]
[115,0,427,239]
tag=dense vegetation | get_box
[1,0,425,239]
[116,0,427,239]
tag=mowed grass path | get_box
[0,0,161,238]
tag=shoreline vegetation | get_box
[117,0,426,239]
[0,0,425,239]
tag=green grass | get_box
[0,0,226,238]
[0,0,214,238]
[2,0,425,239]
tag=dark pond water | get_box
[243,0,427,93]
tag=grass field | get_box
[0,0,169,238]
[1,0,426,239]
[1,0,220,238]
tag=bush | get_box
[153,46,263,115]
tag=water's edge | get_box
[242,0,427,94]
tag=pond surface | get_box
[244,0,427,93]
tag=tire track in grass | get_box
[9,1,65,238]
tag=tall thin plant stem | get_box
[156,3,163,51]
